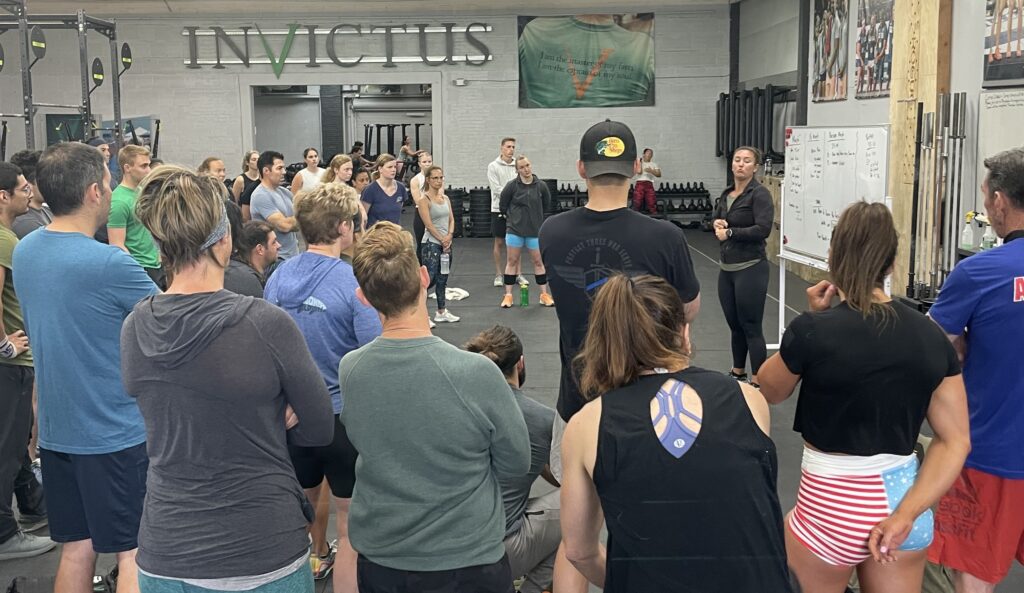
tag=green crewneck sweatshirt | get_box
[339,336,531,571]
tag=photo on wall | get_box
[518,14,654,109]
[812,0,850,103]
[984,0,1024,88]
[855,0,893,99]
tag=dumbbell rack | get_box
[631,182,714,229]
[445,182,714,237]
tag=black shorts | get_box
[288,415,357,498]
[40,442,148,553]
[491,213,506,238]
[357,554,513,593]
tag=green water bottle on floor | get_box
[520,282,529,307]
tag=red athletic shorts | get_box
[929,467,1024,584]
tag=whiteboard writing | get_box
[782,126,889,264]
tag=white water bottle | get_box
[959,222,974,250]
[440,252,450,275]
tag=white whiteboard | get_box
[782,126,889,264]
[979,90,1024,192]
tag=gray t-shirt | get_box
[223,258,264,298]
[501,388,556,537]
[250,185,298,259]
[12,205,53,239]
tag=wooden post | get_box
[888,0,953,295]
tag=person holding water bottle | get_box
[417,165,459,323]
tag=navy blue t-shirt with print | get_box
[362,181,409,227]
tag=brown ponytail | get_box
[828,201,897,318]
[574,274,690,399]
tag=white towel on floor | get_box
[428,287,469,301]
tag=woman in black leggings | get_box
[713,146,773,386]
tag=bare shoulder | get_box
[566,398,603,442]
[739,382,771,436]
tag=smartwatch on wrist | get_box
[726,229,733,238]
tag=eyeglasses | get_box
[16,184,32,195]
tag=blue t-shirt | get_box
[250,184,299,259]
[928,233,1024,478]
[264,252,382,413]
[361,181,409,227]
[13,229,158,454]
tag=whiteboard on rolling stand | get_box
[780,125,890,267]
[768,125,889,350]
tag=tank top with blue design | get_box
[593,366,793,593]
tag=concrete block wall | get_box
[0,9,730,192]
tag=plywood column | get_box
[888,0,952,294]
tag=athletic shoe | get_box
[726,370,749,383]
[539,293,555,307]
[17,512,48,533]
[310,541,337,581]
[429,319,436,329]
[0,531,57,561]
[434,310,460,323]
[517,275,529,285]
[493,275,503,287]
[500,294,514,308]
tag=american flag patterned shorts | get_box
[789,446,933,566]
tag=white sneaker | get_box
[429,319,436,329]
[517,275,529,285]
[493,275,503,287]
[428,292,437,299]
[0,531,57,561]
[434,310,460,323]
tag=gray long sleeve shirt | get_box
[120,290,334,579]
[499,175,551,239]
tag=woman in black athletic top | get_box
[758,202,970,593]
[232,150,260,215]
[560,274,793,593]
[713,146,774,386]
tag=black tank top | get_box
[239,175,260,206]
[594,367,792,593]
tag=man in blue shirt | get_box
[928,147,1024,592]
[264,182,381,592]
[13,143,158,593]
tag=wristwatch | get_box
[726,229,733,238]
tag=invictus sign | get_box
[183,23,494,77]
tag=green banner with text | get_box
[518,14,655,109]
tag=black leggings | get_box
[717,258,770,375]
[413,214,425,264]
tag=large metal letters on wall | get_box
[183,23,493,77]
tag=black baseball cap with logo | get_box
[578,119,638,178]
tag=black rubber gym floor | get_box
[3,217,1022,592]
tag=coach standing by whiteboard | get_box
[713,146,774,387]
